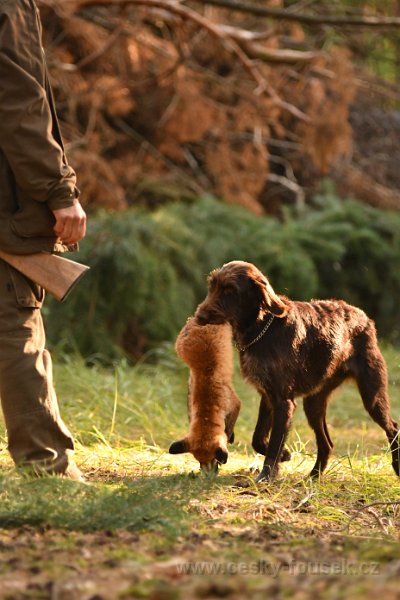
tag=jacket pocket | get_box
[10,190,57,239]
[8,266,44,308]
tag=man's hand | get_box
[52,202,87,244]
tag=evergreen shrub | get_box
[45,188,400,361]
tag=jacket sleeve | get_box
[0,0,78,211]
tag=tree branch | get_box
[218,25,320,63]
[192,0,400,28]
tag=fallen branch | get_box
[193,0,400,28]
[218,25,320,64]
[267,173,306,208]
[242,44,319,65]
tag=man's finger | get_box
[57,219,74,243]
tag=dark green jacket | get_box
[0,0,78,254]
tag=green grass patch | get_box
[0,344,399,598]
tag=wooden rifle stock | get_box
[0,249,90,302]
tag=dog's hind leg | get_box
[352,333,399,476]
[252,396,291,461]
[303,370,349,478]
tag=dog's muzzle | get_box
[195,308,226,325]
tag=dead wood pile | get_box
[38,0,400,214]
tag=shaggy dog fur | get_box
[195,260,400,482]
[169,317,241,470]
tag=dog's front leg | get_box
[256,397,296,483]
[252,396,291,462]
[252,395,272,455]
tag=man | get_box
[0,0,86,480]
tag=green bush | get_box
[45,189,400,361]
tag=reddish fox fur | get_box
[169,318,241,470]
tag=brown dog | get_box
[169,317,241,470]
[195,260,400,482]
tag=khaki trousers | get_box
[0,259,75,474]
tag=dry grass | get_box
[0,344,399,598]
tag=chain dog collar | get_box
[235,314,275,353]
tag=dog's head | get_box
[169,434,229,472]
[195,261,288,326]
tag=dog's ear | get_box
[215,447,228,464]
[169,439,189,454]
[256,277,288,318]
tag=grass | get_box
[0,343,399,598]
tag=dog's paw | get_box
[255,466,275,484]
[256,460,280,483]
[308,467,323,480]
